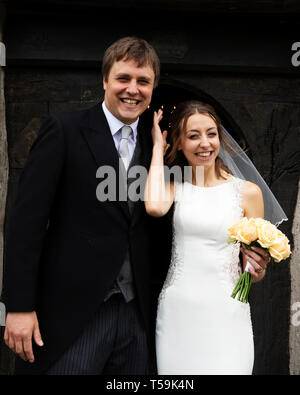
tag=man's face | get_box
[103,58,155,124]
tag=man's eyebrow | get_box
[115,73,130,78]
[115,73,152,81]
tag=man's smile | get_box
[120,98,141,105]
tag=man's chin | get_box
[119,111,140,125]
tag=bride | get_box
[144,101,274,375]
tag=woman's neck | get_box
[192,165,229,187]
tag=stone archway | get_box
[145,79,250,154]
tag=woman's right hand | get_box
[152,109,168,152]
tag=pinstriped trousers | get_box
[46,294,148,375]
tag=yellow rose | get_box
[228,218,248,241]
[269,236,291,262]
[229,217,258,245]
[256,219,280,248]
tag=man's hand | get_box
[4,311,44,363]
[241,245,271,282]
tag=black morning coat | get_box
[2,103,166,374]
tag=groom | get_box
[2,36,161,375]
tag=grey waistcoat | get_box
[104,136,142,303]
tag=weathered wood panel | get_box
[3,10,299,74]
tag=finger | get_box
[33,324,44,347]
[248,267,259,279]
[153,112,163,129]
[249,246,270,261]
[15,338,27,361]
[157,110,163,123]
[23,337,35,363]
[245,255,264,273]
[242,248,266,270]
[3,327,9,345]
[251,254,266,270]
[8,334,16,353]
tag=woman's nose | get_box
[199,136,210,148]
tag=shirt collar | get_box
[102,101,138,141]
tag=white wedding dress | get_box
[156,177,254,375]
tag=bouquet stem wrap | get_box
[231,262,253,303]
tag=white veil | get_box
[219,126,288,227]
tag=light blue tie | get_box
[118,125,133,170]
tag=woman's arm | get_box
[144,110,175,217]
[241,181,269,282]
[243,181,264,219]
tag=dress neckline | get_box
[185,176,235,190]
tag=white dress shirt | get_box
[102,101,138,164]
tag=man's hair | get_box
[102,36,160,88]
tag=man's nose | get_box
[126,80,139,95]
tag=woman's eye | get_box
[188,135,198,139]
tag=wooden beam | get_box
[5,0,300,14]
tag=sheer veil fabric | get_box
[219,127,287,226]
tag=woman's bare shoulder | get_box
[242,181,263,199]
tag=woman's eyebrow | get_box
[186,127,217,133]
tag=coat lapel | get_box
[80,103,130,221]
[130,116,153,228]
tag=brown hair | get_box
[102,36,160,88]
[166,100,233,179]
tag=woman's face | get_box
[178,113,220,169]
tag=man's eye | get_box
[139,80,149,84]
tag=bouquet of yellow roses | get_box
[228,217,291,303]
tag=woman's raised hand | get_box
[152,109,168,152]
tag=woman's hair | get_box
[102,36,160,88]
[166,100,233,179]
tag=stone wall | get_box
[290,181,300,374]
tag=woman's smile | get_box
[194,151,214,160]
